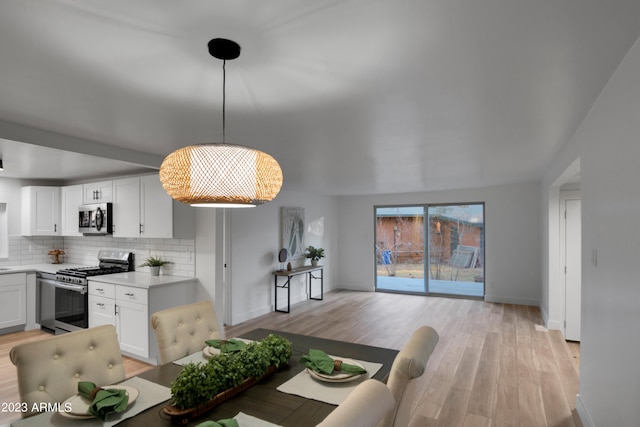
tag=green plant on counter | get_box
[170,334,292,410]
[138,256,172,267]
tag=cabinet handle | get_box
[96,288,104,292]
[115,304,119,315]
[140,223,143,234]
[96,302,104,307]
[54,224,57,232]
[124,292,134,297]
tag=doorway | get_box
[562,193,581,341]
[375,203,485,298]
[546,157,581,341]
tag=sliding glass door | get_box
[375,203,484,298]
[427,204,484,297]
[375,206,427,294]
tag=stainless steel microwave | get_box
[78,203,113,235]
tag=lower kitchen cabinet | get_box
[115,286,150,359]
[88,278,196,365]
[0,273,27,332]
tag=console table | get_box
[273,265,324,313]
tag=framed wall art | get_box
[281,207,305,260]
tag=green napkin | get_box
[205,338,247,353]
[77,381,129,420]
[300,349,367,375]
[194,419,239,427]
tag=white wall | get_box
[0,177,30,236]
[541,35,640,427]
[227,189,338,325]
[336,181,541,305]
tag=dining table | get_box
[11,328,399,427]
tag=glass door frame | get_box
[374,202,485,299]
[374,205,428,295]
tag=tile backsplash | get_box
[2,235,195,277]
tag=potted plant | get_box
[305,246,325,266]
[139,256,172,276]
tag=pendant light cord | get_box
[222,59,227,143]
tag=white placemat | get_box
[11,376,171,427]
[276,358,383,405]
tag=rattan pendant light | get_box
[160,38,283,207]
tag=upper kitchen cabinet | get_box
[21,186,60,236]
[112,177,140,238]
[61,184,83,236]
[112,174,194,239]
[83,180,112,204]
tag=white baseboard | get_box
[576,394,595,427]
[484,294,539,306]
[546,319,564,331]
[538,299,565,331]
[230,291,309,325]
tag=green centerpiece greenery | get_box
[169,334,292,410]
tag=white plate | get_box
[202,338,254,358]
[307,358,366,383]
[59,385,139,419]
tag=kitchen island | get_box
[88,270,196,289]
[88,272,197,365]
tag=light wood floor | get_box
[0,291,581,427]
[226,290,582,427]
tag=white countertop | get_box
[88,271,196,289]
[0,263,87,275]
[0,264,195,289]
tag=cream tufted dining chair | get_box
[150,300,223,364]
[316,379,395,427]
[10,324,125,418]
[380,325,439,427]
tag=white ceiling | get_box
[0,138,155,182]
[1,0,640,194]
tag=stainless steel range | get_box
[38,250,134,334]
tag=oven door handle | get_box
[54,282,87,294]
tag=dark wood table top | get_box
[273,265,324,276]
[119,328,399,427]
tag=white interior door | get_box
[564,198,582,341]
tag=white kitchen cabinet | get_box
[88,282,147,358]
[112,177,141,238]
[115,285,148,356]
[61,184,83,236]
[88,294,116,327]
[83,180,113,203]
[0,273,27,331]
[117,298,149,356]
[88,282,117,327]
[21,186,60,236]
[88,277,196,364]
[113,174,194,239]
